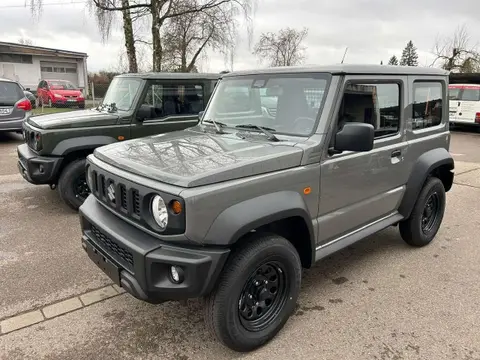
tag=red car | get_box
[37,79,85,109]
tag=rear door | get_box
[0,80,26,122]
[130,80,205,139]
[448,84,480,124]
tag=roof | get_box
[0,41,87,58]
[222,64,450,77]
[0,77,16,83]
[117,72,221,80]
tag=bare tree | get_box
[91,0,256,72]
[161,0,237,72]
[431,24,480,72]
[18,38,34,46]
[253,27,308,67]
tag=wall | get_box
[0,54,88,92]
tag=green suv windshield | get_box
[101,77,142,111]
[202,74,330,136]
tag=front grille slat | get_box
[91,225,134,269]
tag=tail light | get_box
[475,112,480,124]
[17,98,32,111]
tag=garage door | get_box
[40,61,78,87]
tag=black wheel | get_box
[57,158,90,211]
[399,177,446,247]
[204,233,302,352]
[79,104,85,109]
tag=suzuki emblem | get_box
[107,183,116,203]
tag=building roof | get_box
[117,72,221,80]
[222,64,450,77]
[0,41,87,58]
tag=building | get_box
[0,41,88,94]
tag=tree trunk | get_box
[121,0,138,73]
[151,0,163,72]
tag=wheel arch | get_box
[398,148,454,219]
[204,191,315,268]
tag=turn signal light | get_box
[170,200,182,214]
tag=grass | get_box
[31,107,77,116]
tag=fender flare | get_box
[398,148,454,219]
[204,191,315,263]
[51,136,117,156]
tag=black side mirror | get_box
[198,111,204,120]
[136,104,152,121]
[333,122,374,153]
[26,87,30,91]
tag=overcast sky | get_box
[1,0,479,73]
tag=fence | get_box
[31,82,110,116]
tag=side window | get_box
[337,82,400,139]
[412,81,443,130]
[139,82,204,119]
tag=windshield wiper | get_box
[203,119,227,134]
[235,124,279,141]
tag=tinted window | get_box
[449,86,480,101]
[0,81,24,105]
[337,82,400,138]
[413,82,443,130]
[140,83,204,119]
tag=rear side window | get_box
[0,81,23,106]
[412,81,443,130]
[449,86,480,101]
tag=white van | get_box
[448,83,480,127]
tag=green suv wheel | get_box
[57,158,90,211]
[205,233,302,352]
[399,177,446,247]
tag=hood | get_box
[51,89,83,97]
[27,109,119,129]
[94,128,304,188]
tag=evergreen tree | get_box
[388,55,399,65]
[400,41,419,66]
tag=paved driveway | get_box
[0,131,479,360]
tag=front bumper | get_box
[17,143,63,184]
[79,195,230,303]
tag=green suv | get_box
[17,72,219,210]
[79,65,454,352]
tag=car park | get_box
[17,72,220,210]
[448,83,480,129]
[0,77,32,133]
[78,64,454,352]
[36,79,86,108]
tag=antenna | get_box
[341,47,348,64]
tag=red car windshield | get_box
[49,81,76,90]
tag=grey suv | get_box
[78,65,454,352]
[0,78,32,133]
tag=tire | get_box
[57,158,90,211]
[399,176,446,247]
[204,233,302,352]
[79,104,85,109]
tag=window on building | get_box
[413,81,443,130]
[337,82,401,138]
[0,53,33,64]
[41,66,53,72]
[65,68,77,73]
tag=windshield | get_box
[49,80,76,90]
[101,77,142,111]
[449,85,480,101]
[202,74,330,136]
[0,81,24,106]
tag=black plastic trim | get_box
[51,136,117,156]
[17,143,63,184]
[398,148,454,219]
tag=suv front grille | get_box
[91,225,134,269]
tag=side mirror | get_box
[26,87,30,91]
[198,111,204,120]
[136,104,152,121]
[333,122,374,153]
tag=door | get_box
[317,76,410,245]
[131,81,204,139]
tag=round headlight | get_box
[151,195,168,230]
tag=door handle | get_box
[391,150,401,158]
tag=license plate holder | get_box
[85,241,121,286]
